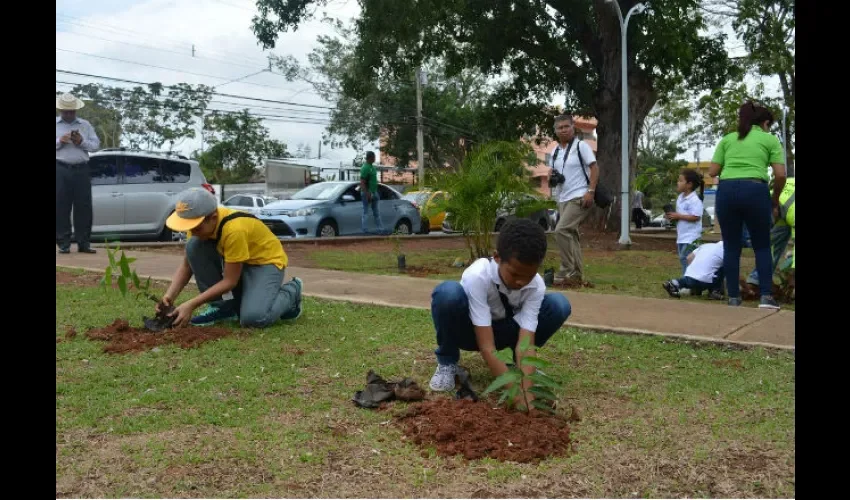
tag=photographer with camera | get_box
[56,93,100,254]
[548,115,600,286]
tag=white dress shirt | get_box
[56,116,100,164]
[460,258,546,332]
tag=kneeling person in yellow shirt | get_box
[157,187,303,327]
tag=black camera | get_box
[548,170,566,188]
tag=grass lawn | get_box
[56,268,794,498]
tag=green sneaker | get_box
[281,277,303,321]
[191,303,238,326]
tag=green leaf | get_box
[532,400,555,414]
[521,356,552,369]
[144,277,152,292]
[103,266,112,287]
[117,276,128,297]
[494,347,514,365]
[483,370,520,395]
[107,248,116,267]
[529,386,557,401]
[126,257,137,265]
[518,336,531,355]
[131,271,141,289]
[118,253,131,277]
[529,372,560,389]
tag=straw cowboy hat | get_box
[56,93,85,111]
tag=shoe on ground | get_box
[281,277,304,320]
[708,290,725,301]
[662,280,680,298]
[728,297,743,307]
[429,363,458,392]
[758,295,780,310]
[78,247,96,254]
[58,247,71,254]
[191,303,238,326]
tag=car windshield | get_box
[290,182,348,201]
[402,192,430,205]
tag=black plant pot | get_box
[397,254,406,271]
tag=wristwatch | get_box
[588,189,595,193]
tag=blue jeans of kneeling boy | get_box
[430,281,572,365]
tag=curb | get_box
[58,264,793,352]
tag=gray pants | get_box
[187,238,299,327]
[554,197,592,280]
[56,161,93,249]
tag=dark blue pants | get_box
[676,269,725,293]
[716,179,774,298]
[430,281,572,365]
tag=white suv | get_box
[80,149,214,241]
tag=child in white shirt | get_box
[666,168,705,274]
[428,219,572,408]
[663,241,725,300]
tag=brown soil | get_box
[397,398,572,463]
[739,279,793,303]
[403,265,446,277]
[85,319,238,354]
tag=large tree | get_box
[196,109,290,184]
[252,0,735,230]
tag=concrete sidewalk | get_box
[56,249,794,350]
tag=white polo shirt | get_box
[549,139,597,203]
[675,191,704,244]
[460,258,546,333]
[685,242,724,283]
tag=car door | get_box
[334,185,362,235]
[428,191,447,229]
[121,156,173,236]
[86,155,124,236]
[377,185,399,228]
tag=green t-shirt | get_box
[711,126,785,182]
[359,162,378,194]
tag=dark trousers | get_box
[632,208,649,229]
[676,269,725,293]
[431,281,572,365]
[716,179,774,298]
[56,161,93,250]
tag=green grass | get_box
[57,270,794,498]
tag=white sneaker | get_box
[429,364,458,391]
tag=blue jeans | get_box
[676,243,690,275]
[430,281,572,365]
[716,179,774,298]
[186,238,299,327]
[747,223,792,285]
[361,191,385,234]
[675,269,725,294]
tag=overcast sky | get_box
[56,0,784,165]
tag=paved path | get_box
[56,249,794,350]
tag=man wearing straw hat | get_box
[56,92,100,254]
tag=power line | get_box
[55,69,336,109]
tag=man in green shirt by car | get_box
[360,151,386,234]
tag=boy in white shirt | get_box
[662,241,725,300]
[428,219,572,405]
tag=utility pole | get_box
[192,44,195,57]
[318,141,321,160]
[415,67,425,189]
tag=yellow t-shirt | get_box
[189,207,288,269]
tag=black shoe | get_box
[758,296,780,310]
[78,247,96,254]
[662,280,680,298]
[708,290,725,301]
[58,247,71,254]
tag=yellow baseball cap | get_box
[166,188,218,232]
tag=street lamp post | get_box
[606,0,648,247]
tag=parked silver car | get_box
[78,149,214,241]
[221,194,279,215]
[257,181,421,238]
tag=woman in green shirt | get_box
[708,101,787,309]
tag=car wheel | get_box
[394,219,412,235]
[317,220,338,238]
[494,218,505,232]
[158,224,173,242]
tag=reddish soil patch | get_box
[397,398,572,463]
[64,325,77,340]
[403,265,446,277]
[56,270,103,287]
[85,319,237,354]
[551,278,596,290]
[739,279,793,303]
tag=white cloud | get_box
[55,0,374,162]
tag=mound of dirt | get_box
[85,318,237,354]
[397,398,572,463]
[739,280,793,303]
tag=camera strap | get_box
[551,138,577,177]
